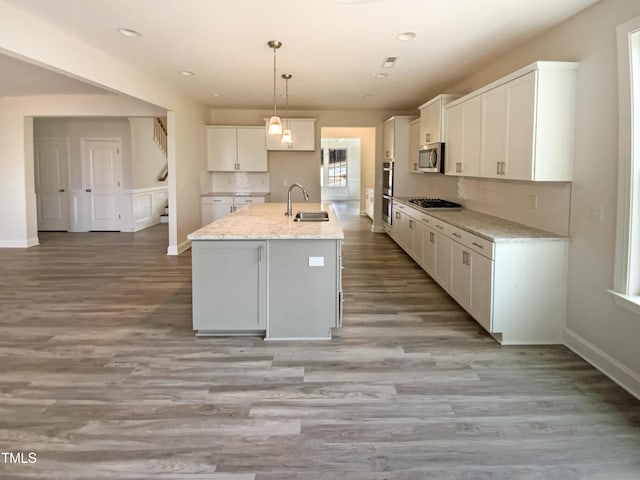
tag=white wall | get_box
[0,1,208,254]
[440,0,640,397]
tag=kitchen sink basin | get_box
[293,211,329,222]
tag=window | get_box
[320,147,348,187]
[611,16,640,314]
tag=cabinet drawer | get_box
[431,218,449,236]
[235,196,265,205]
[449,225,494,259]
[201,196,234,205]
[393,201,409,213]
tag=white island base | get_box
[188,203,343,340]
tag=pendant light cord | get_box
[273,46,277,116]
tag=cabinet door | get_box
[445,103,463,175]
[421,226,437,275]
[237,127,267,171]
[201,203,233,226]
[433,232,452,290]
[461,95,482,177]
[406,216,420,262]
[420,100,442,144]
[392,210,407,249]
[409,120,421,173]
[450,242,471,309]
[469,252,493,332]
[383,120,394,159]
[505,72,536,181]
[192,241,267,332]
[207,127,237,171]
[481,85,508,179]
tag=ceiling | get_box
[2,0,599,111]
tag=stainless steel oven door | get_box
[382,161,394,196]
[382,194,392,225]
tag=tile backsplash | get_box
[201,171,270,194]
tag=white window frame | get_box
[611,16,640,315]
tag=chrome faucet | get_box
[286,183,310,216]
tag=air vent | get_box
[382,56,398,68]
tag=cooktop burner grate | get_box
[408,198,462,209]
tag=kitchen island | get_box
[188,203,343,340]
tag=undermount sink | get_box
[293,211,329,222]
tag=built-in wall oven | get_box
[382,161,394,225]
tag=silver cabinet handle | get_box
[430,232,435,243]
[258,245,263,262]
[436,224,443,230]
[58,188,65,193]
[452,232,461,238]
[472,241,484,249]
[85,188,92,192]
[462,251,470,266]
[408,220,413,228]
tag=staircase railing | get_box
[154,117,168,181]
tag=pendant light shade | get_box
[281,73,293,144]
[267,40,282,135]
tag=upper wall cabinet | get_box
[207,126,267,172]
[445,61,578,182]
[383,116,416,161]
[418,94,461,145]
[265,118,316,151]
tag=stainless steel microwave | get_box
[418,142,444,173]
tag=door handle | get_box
[85,189,92,192]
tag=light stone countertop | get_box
[201,191,270,197]
[393,197,567,242]
[188,202,344,240]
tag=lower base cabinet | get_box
[192,239,342,338]
[388,200,567,344]
[192,240,267,334]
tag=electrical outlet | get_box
[283,179,288,186]
[529,194,539,210]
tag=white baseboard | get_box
[167,238,191,256]
[371,225,385,233]
[564,327,640,400]
[0,237,40,248]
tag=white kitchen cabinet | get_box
[453,61,577,181]
[201,195,266,226]
[365,187,374,220]
[382,116,416,161]
[265,118,316,151]
[386,199,568,345]
[207,126,267,172]
[192,240,267,333]
[445,95,482,176]
[409,119,421,173]
[418,94,461,146]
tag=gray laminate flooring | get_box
[0,201,639,480]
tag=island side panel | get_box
[192,240,267,335]
[267,239,339,340]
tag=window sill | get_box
[609,290,640,316]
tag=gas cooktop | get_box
[408,198,462,209]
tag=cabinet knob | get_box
[85,188,92,192]
[58,188,65,193]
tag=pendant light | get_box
[281,74,293,144]
[267,40,283,135]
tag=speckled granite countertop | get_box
[201,191,270,197]
[393,197,566,242]
[188,203,344,240]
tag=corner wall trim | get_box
[167,238,191,256]
[564,327,640,401]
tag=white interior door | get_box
[81,139,122,231]
[34,138,70,231]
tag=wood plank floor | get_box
[1,202,639,479]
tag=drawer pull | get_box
[472,241,484,249]
[436,224,444,230]
[452,232,461,238]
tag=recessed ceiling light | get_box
[179,70,195,76]
[397,32,416,41]
[359,94,372,98]
[210,93,223,97]
[117,28,141,38]
[373,73,389,79]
